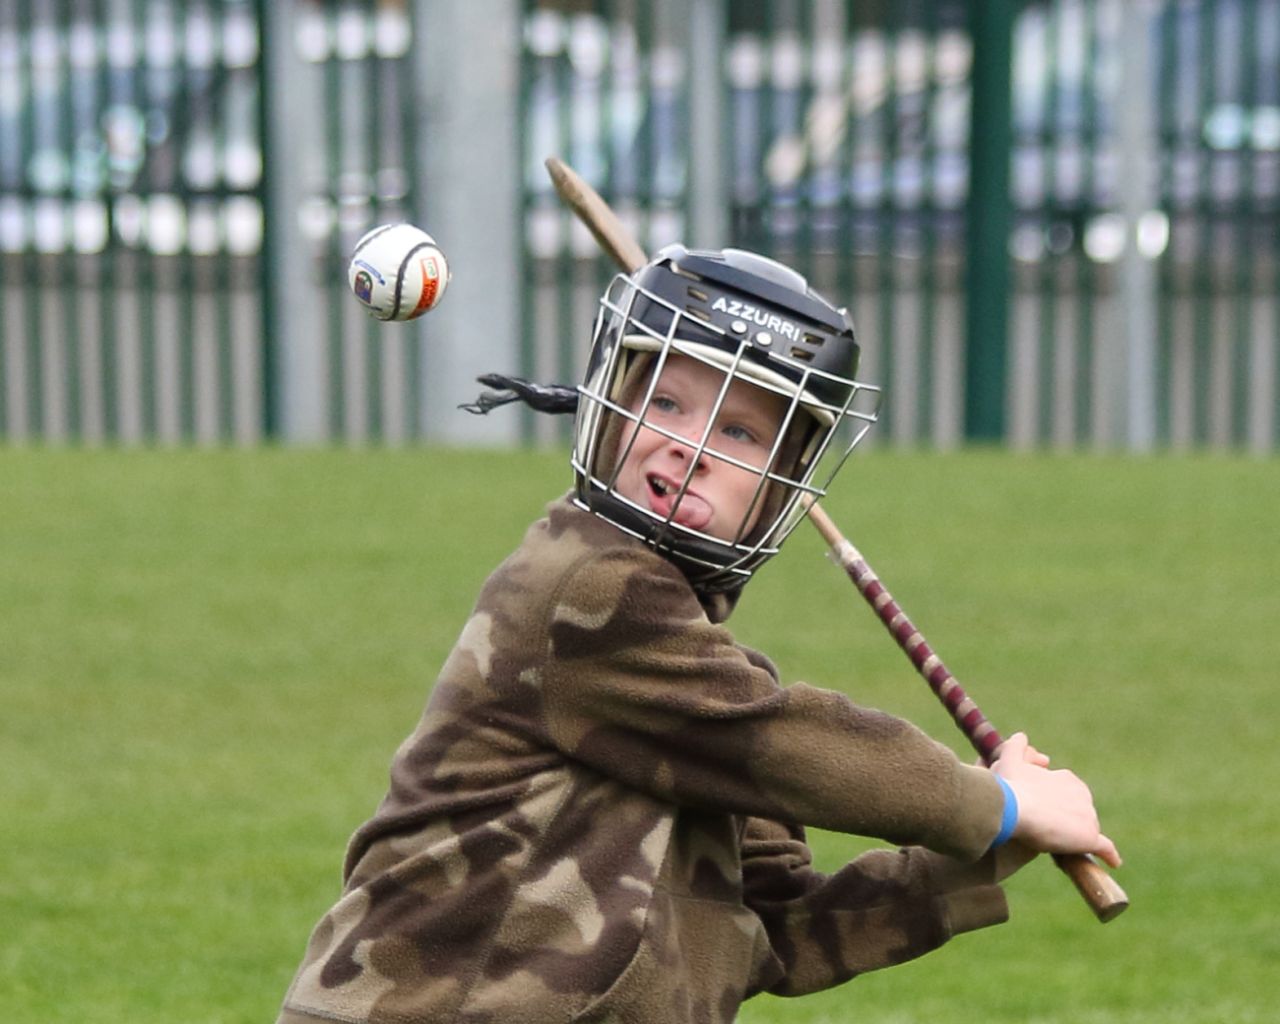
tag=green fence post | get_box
[964,0,1014,442]
[256,0,278,441]
[688,0,727,249]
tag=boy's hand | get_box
[991,732,1123,870]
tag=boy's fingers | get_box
[1024,743,1051,767]
[996,731,1028,761]
[993,731,1050,767]
[1094,834,1123,869]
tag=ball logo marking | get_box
[411,256,443,317]
[353,259,386,285]
[353,269,374,304]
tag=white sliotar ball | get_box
[348,223,451,322]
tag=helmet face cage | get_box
[573,245,881,593]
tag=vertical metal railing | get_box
[0,0,433,448]
[519,0,692,445]
[1000,0,1279,450]
[515,0,1278,453]
[288,0,424,445]
[3,1,1276,452]
[721,0,972,447]
[1154,0,1279,451]
[0,0,268,446]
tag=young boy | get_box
[277,245,1119,1024]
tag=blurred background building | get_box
[0,0,1276,451]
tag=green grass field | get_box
[3,447,1277,1023]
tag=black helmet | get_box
[572,244,880,593]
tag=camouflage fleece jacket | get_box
[278,497,1009,1024]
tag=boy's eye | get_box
[721,422,759,445]
[649,394,679,415]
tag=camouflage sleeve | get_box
[540,544,1005,861]
[738,818,1008,997]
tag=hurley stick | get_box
[544,154,1128,923]
[804,502,1129,922]
[545,157,648,274]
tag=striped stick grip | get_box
[805,501,1129,923]
[843,548,1002,763]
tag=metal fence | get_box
[0,0,269,445]
[1005,0,1280,450]
[267,0,428,446]
[521,0,1280,452]
[2,0,1277,451]
[0,0,433,447]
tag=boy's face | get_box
[612,353,788,542]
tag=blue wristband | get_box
[991,776,1019,849]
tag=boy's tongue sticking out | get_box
[647,473,713,530]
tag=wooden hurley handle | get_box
[541,152,1128,923]
[1053,853,1129,923]
[545,156,647,273]
[805,502,1129,923]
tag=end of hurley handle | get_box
[1053,853,1130,923]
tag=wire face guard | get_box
[573,261,881,593]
